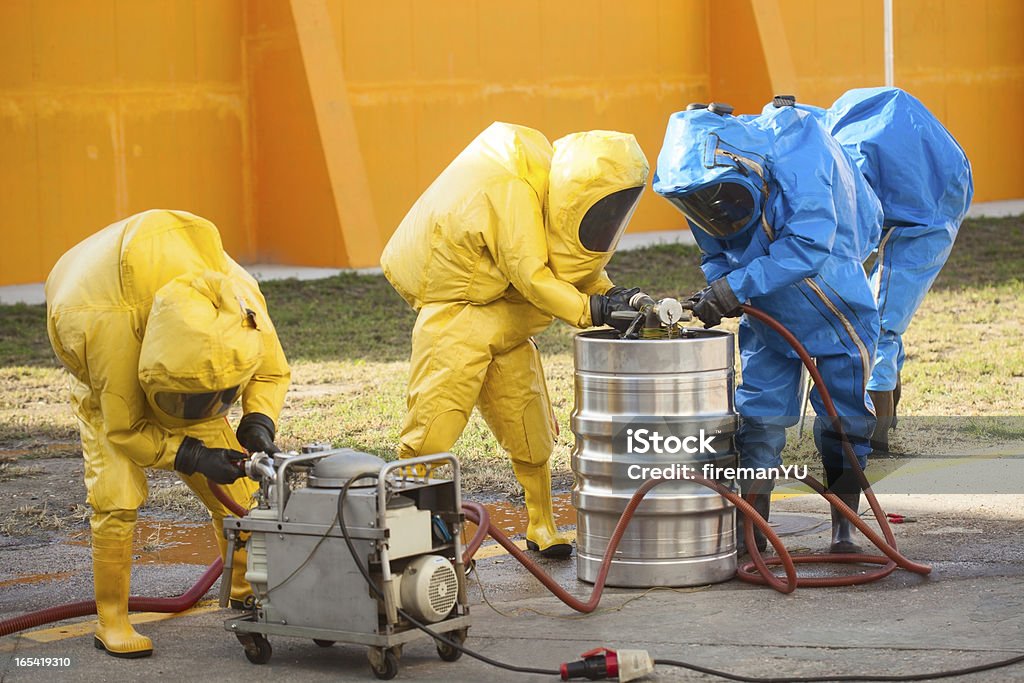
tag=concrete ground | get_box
[2,489,1023,683]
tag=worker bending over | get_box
[654,101,882,555]
[777,88,973,451]
[46,210,290,657]
[383,122,649,557]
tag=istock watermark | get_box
[625,463,808,481]
[625,428,716,455]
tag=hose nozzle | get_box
[628,292,687,326]
[245,452,277,483]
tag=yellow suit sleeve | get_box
[578,270,615,297]
[85,312,183,471]
[231,268,291,424]
[488,181,593,328]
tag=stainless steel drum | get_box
[571,329,739,587]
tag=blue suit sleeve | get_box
[690,226,732,284]
[725,190,837,301]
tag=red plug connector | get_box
[560,648,654,681]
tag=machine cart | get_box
[222,450,471,680]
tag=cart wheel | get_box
[239,633,272,665]
[313,639,335,647]
[436,629,466,662]
[368,647,400,680]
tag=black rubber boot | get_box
[829,491,863,554]
[892,373,902,429]
[735,481,774,556]
[826,466,863,554]
[868,390,895,453]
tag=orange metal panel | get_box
[709,0,773,114]
[659,0,709,81]
[893,0,1024,202]
[596,0,659,79]
[0,96,41,285]
[750,0,799,96]
[409,0,481,81]
[292,0,381,267]
[121,103,248,255]
[539,3,600,80]
[246,0,342,267]
[477,0,543,83]
[350,101,419,241]
[340,0,414,83]
[32,0,118,86]
[4,0,1023,286]
[196,1,245,82]
[34,106,120,272]
[114,0,199,83]
[986,1,1024,66]
[0,1,33,90]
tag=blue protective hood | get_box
[653,110,770,238]
[820,87,973,228]
[654,104,883,303]
[762,89,973,230]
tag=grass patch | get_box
[0,503,67,536]
[143,478,207,518]
[0,461,43,481]
[2,216,1021,492]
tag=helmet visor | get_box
[578,186,644,252]
[667,182,757,238]
[154,386,240,421]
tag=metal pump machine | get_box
[222,448,471,680]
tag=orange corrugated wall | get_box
[0,0,251,286]
[0,0,1021,286]
[710,0,1024,206]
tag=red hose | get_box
[0,481,248,638]
[460,501,492,564]
[458,305,930,606]
[5,309,929,635]
[463,476,799,608]
[736,305,931,586]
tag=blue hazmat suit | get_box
[653,104,882,476]
[774,88,973,392]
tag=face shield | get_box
[153,386,241,421]
[578,186,644,252]
[666,181,759,238]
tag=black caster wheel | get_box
[369,647,400,680]
[313,639,335,647]
[436,629,466,662]
[239,633,272,665]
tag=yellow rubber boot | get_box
[91,533,153,658]
[512,461,572,558]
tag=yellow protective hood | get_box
[138,271,264,427]
[545,131,649,290]
[469,121,552,202]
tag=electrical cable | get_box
[653,652,1024,682]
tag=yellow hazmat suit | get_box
[382,122,648,556]
[45,210,290,657]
